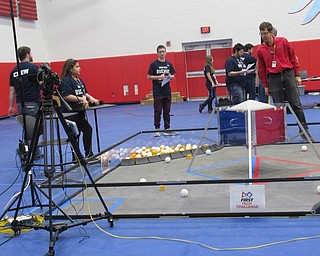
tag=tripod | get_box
[1,97,113,256]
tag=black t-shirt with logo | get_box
[9,62,40,103]
[60,75,89,111]
[148,59,175,96]
[225,55,246,86]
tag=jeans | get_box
[17,102,39,117]
[227,83,245,105]
[258,80,268,103]
[200,84,216,111]
[66,112,93,157]
[245,77,256,100]
[153,95,171,129]
[268,69,307,131]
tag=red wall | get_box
[1,38,320,117]
[51,52,182,104]
[291,40,320,91]
[184,48,231,99]
[1,62,17,117]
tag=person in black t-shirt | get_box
[199,55,218,113]
[242,43,257,100]
[9,46,40,117]
[60,59,100,159]
[225,43,255,105]
[147,45,177,137]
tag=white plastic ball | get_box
[181,189,189,197]
[139,178,146,182]
[317,185,320,193]
[205,149,212,155]
[301,145,308,152]
[165,156,171,163]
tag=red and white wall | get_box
[1,0,320,117]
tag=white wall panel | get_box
[0,1,49,62]
[1,0,319,61]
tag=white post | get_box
[247,109,252,179]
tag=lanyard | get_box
[264,42,276,60]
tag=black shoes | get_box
[199,104,214,114]
[199,104,203,113]
[199,104,214,113]
[300,132,315,143]
[71,151,100,165]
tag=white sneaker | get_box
[86,156,101,165]
[154,132,161,137]
[163,130,179,136]
[154,129,161,137]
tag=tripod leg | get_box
[54,106,113,223]
[187,109,217,172]
[0,108,45,229]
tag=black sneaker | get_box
[301,132,315,143]
[199,104,203,113]
[85,151,94,158]
[34,147,43,160]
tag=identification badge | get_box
[272,60,277,68]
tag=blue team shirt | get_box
[9,62,40,103]
[242,53,257,78]
[204,64,217,86]
[60,75,89,111]
[148,59,176,96]
[225,55,246,86]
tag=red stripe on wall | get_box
[0,0,17,17]
[19,0,38,20]
[1,39,320,117]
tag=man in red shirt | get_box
[257,21,314,142]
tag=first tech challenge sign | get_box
[230,185,266,212]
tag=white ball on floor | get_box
[165,156,171,163]
[301,145,308,152]
[205,149,212,155]
[181,189,189,197]
[139,178,146,182]
[317,185,320,193]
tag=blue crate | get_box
[218,110,246,145]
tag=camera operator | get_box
[8,46,41,117]
[60,59,100,161]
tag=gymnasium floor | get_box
[1,97,320,255]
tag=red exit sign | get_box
[200,26,211,34]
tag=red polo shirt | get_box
[257,36,300,88]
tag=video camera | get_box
[29,62,60,97]
[38,62,60,87]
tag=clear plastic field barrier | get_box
[32,126,320,218]
[56,180,320,217]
